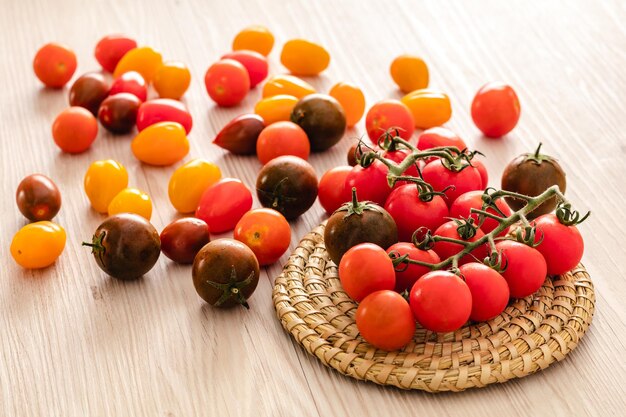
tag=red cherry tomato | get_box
[204,59,250,107]
[421,160,483,207]
[449,191,512,235]
[52,107,98,153]
[471,82,521,138]
[533,214,584,275]
[356,290,415,351]
[136,99,193,134]
[234,208,291,265]
[382,148,420,188]
[318,166,352,215]
[339,243,396,302]
[94,35,137,73]
[417,127,467,153]
[410,270,472,333]
[33,43,77,88]
[98,93,141,134]
[365,100,415,143]
[109,71,147,102]
[160,218,210,264]
[432,220,489,265]
[221,50,269,88]
[472,158,489,188]
[195,178,252,233]
[256,121,310,164]
[495,240,547,298]
[386,242,440,293]
[345,160,391,206]
[459,263,509,322]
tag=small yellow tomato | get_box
[113,46,163,83]
[280,39,330,76]
[390,55,429,93]
[401,89,452,129]
[262,75,316,99]
[329,82,366,127]
[232,25,274,56]
[131,122,189,166]
[153,61,191,100]
[169,159,222,213]
[108,188,152,220]
[84,160,128,213]
[254,95,298,125]
[11,221,66,269]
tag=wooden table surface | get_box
[2,0,626,416]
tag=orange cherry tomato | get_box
[108,187,152,220]
[256,121,310,164]
[11,221,66,269]
[232,25,275,56]
[401,89,452,129]
[204,59,250,107]
[84,159,129,213]
[365,99,414,142]
[262,75,316,99]
[254,94,298,125]
[168,159,222,213]
[113,46,163,83]
[280,39,330,76]
[329,82,366,127]
[153,61,191,100]
[52,107,98,153]
[390,55,429,93]
[33,43,77,88]
[131,122,189,166]
[234,208,291,265]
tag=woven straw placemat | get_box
[272,223,595,392]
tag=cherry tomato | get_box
[11,221,66,269]
[69,72,109,115]
[384,185,449,241]
[262,75,316,99]
[432,220,489,265]
[168,159,222,213]
[84,160,128,213]
[160,218,210,264]
[131,122,189,166]
[473,158,489,188]
[94,35,137,73]
[16,174,62,222]
[318,166,352,215]
[471,82,521,138]
[33,43,77,88]
[108,188,153,220]
[533,214,584,275]
[421,160,483,207]
[280,39,330,76]
[109,71,147,102]
[52,106,98,153]
[254,94,298,125]
[213,114,265,155]
[256,121,310,164]
[136,99,192,134]
[329,82,366,127]
[386,242,440,293]
[495,240,547,298]
[365,100,414,143]
[356,290,415,351]
[339,243,395,302]
[195,178,253,233]
[204,59,250,107]
[401,89,451,129]
[459,263,509,322]
[449,191,512,235]
[98,93,141,134]
[234,208,291,265]
[153,61,191,99]
[410,270,472,332]
[232,25,274,56]
[221,50,268,88]
[382,148,420,187]
[417,127,467,155]
[390,55,429,93]
[345,160,391,206]
[113,46,163,83]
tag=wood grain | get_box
[1,0,625,416]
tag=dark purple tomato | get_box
[69,72,110,115]
[213,114,265,155]
[98,93,141,134]
[16,173,62,221]
[160,218,210,264]
[109,71,147,102]
[136,99,192,134]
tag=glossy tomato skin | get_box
[432,221,489,265]
[234,208,291,265]
[401,89,452,129]
[33,43,77,88]
[108,187,152,220]
[195,178,253,233]
[356,290,415,351]
[290,94,346,152]
[95,35,137,73]
[365,99,414,143]
[473,158,489,188]
[262,74,316,99]
[449,191,512,235]
[384,184,449,241]
[345,160,391,206]
[168,159,221,213]
[496,240,547,298]
[109,71,147,102]
[338,243,395,302]
[84,159,128,213]
[386,242,440,293]
[153,61,191,99]
[459,263,509,322]
[11,221,66,269]
[69,72,110,115]
[421,160,483,207]
[98,93,141,134]
[233,25,274,56]
[113,46,163,83]
[410,270,472,332]
[329,82,366,127]
[533,214,584,275]
[221,50,268,88]
[213,114,265,155]
[204,59,250,107]
[256,121,310,164]
[52,106,98,153]
[16,174,62,221]
[390,54,429,93]
[417,127,467,154]
[131,121,189,166]
[318,166,352,215]
[255,94,299,125]
[471,82,521,138]
[280,39,330,76]
[136,99,193,134]
[160,218,210,264]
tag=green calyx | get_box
[205,266,255,309]
[335,187,382,218]
[524,142,555,165]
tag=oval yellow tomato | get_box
[113,46,163,83]
[84,159,128,213]
[329,82,366,127]
[254,95,298,125]
[153,61,191,100]
[390,55,429,93]
[131,122,189,166]
[232,25,274,56]
[401,89,452,129]
[262,75,315,99]
[169,159,222,213]
[11,221,66,269]
[108,188,152,220]
[280,39,330,76]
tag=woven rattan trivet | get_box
[272,223,595,392]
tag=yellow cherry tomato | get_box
[131,122,189,166]
[254,95,298,125]
[262,75,316,99]
[280,39,330,76]
[113,46,163,83]
[232,25,274,56]
[329,82,366,127]
[108,188,152,220]
[11,221,66,269]
[153,61,191,100]
[390,55,429,93]
[401,89,452,129]
[168,159,222,213]
[84,159,128,213]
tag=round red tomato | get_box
[533,214,584,275]
[94,35,137,73]
[52,107,98,153]
[432,220,489,265]
[318,166,352,215]
[417,127,467,153]
[471,82,521,138]
[421,160,482,207]
[339,243,395,302]
[382,148,420,187]
[345,160,391,206]
[204,59,250,107]
[256,121,310,164]
[495,240,547,298]
[459,263,509,322]
[472,158,489,188]
[136,99,193,134]
[356,290,415,351]
[33,43,77,88]
[386,242,440,293]
[109,71,147,102]
[410,270,472,333]
[221,50,269,88]
[234,208,291,265]
[449,190,512,235]
[365,100,415,143]
[195,178,253,233]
